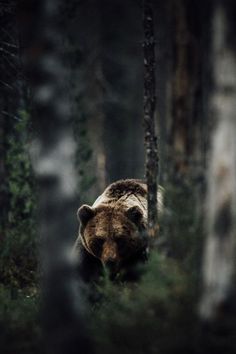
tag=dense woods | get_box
[1,1,236,354]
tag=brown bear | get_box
[73,179,163,281]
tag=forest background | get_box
[1,1,236,354]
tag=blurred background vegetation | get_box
[1,0,236,354]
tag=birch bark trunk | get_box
[200,1,236,321]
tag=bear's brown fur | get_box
[73,179,163,280]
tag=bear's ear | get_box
[77,205,95,226]
[125,206,143,225]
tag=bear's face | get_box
[78,204,146,273]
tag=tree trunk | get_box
[200,0,236,321]
[143,0,159,238]
[67,0,107,202]
[83,0,107,197]
[101,0,145,183]
[168,0,209,182]
[18,0,92,353]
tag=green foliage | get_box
[0,110,37,288]
[0,110,40,353]
[90,254,197,354]
[0,285,40,354]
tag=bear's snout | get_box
[101,241,120,265]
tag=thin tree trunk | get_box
[143,0,159,238]
[18,1,92,353]
[200,1,236,321]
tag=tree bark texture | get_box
[18,1,92,353]
[200,1,236,321]
[143,0,159,238]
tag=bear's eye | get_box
[90,237,104,255]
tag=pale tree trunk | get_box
[143,0,159,239]
[200,1,236,321]
[19,0,92,353]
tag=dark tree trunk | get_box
[79,0,107,198]
[102,0,144,183]
[143,0,159,238]
[170,0,192,178]
[168,0,211,183]
[18,1,92,353]
[85,0,107,195]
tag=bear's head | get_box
[77,204,147,274]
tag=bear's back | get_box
[92,179,163,217]
[105,179,147,199]
[92,179,147,212]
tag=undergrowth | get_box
[0,285,40,354]
[90,253,198,354]
[0,110,40,354]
